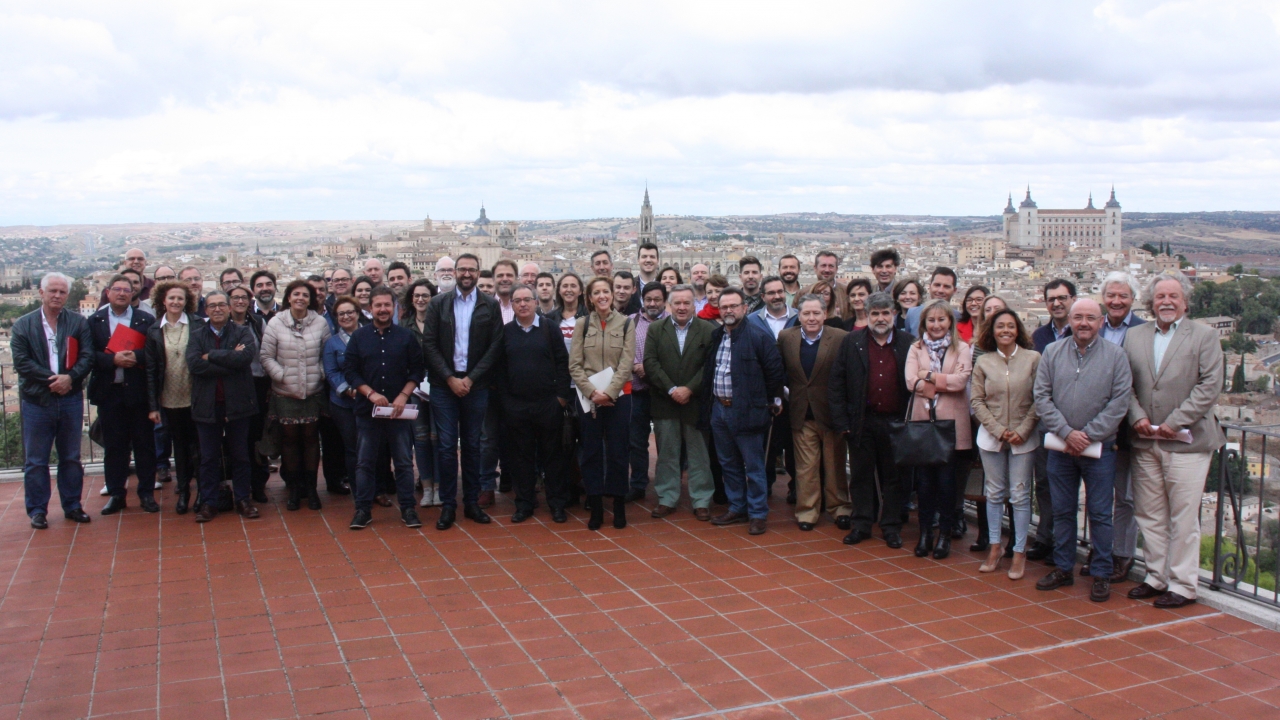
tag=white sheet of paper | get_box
[577,367,615,413]
[1141,426,1194,444]
[371,405,418,420]
[1044,432,1102,459]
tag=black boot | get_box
[587,495,604,531]
[970,502,990,552]
[933,533,951,560]
[612,496,626,529]
[175,478,190,515]
[915,529,935,558]
[285,470,301,511]
[307,471,322,511]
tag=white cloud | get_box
[1,0,1278,223]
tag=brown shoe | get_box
[1127,583,1165,600]
[1153,591,1196,609]
[694,508,710,521]
[1110,555,1134,584]
[748,518,767,536]
[711,511,748,526]
[651,505,675,519]
[478,490,495,508]
[236,499,259,519]
[375,494,394,508]
[195,505,217,523]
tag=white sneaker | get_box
[154,481,163,489]
[432,486,442,507]
[419,489,431,507]
[99,485,110,496]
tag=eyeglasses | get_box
[455,267,478,274]
[336,310,358,318]
[109,286,132,293]
[719,303,743,311]
[1046,294,1073,305]
[205,302,229,309]
[154,274,176,281]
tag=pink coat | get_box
[904,340,973,450]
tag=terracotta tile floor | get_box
[2,475,1280,719]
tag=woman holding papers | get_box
[905,299,972,560]
[970,308,1039,580]
[144,280,205,515]
[260,280,331,511]
[569,276,637,530]
[402,278,439,507]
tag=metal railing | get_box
[1207,422,1280,608]
[0,362,102,473]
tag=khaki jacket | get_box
[569,310,636,400]
[778,326,847,429]
[971,346,1041,443]
[260,310,331,400]
[1125,317,1225,454]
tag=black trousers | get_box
[164,406,200,495]
[99,393,158,500]
[318,415,348,489]
[849,412,905,534]
[765,410,796,493]
[198,411,251,504]
[505,397,566,512]
[249,377,271,494]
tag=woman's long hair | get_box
[914,298,960,350]
[400,278,436,321]
[975,308,1032,353]
[584,276,614,319]
[957,285,989,324]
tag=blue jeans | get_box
[355,415,415,513]
[22,396,85,517]
[628,389,653,492]
[711,403,768,519]
[413,397,436,485]
[580,394,632,497]
[1047,448,1116,576]
[432,385,488,510]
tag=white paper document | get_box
[1044,432,1102,459]
[576,367,614,413]
[371,405,419,420]
[1138,426,1194,444]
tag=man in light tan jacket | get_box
[1123,272,1225,609]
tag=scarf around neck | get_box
[924,335,951,373]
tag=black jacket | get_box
[186,321,259,423]
[144,313,207,413]
[828,327,915,436]
[699,320,785,435]
[421,288,504,389]
[497,319,573,413]
[10,307,94,407]
[543,304,588,327]
[88,305,156,407]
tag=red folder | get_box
[105,324,147,354]
[65,337,79,373]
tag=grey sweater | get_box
[1033,336,1132,447]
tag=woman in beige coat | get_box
[970,308,1040,580]
[260,279,331,511]
[904,299,972,560]
[569,275,636,530]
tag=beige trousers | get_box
[1131,445,1213,600]
[792,420,850,524]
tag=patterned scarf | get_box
[924,334,951,373]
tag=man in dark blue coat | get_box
[701,287,785,536]
[89,274,159,514]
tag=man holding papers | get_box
[89,274,158,514]
[1033,298,1132,602]
[344,286,426,530]
[1124,272,1225,609]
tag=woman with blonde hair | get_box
[569,276,637,530]
[904,299,972,559]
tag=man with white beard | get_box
[434,257,456,294]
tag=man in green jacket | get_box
[643,285,716,520]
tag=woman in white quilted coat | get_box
[260,279,332,511]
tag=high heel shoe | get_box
[979,544,1003,573]
[587,495,603,531]
[933,535,951,560]
[915,529,935,558]
[1008,551,1027,580]
[613,496,626,529]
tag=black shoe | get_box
[139,496,160,513]
[1036,568,1075,591]
[1128,583,1164,600]
[436,506,456,530]
[785,488,797,505]
[252,487,268,504]
[101,496,127,515]
[885,532,903,549]
[463,504,491,524]
[1153,592,1197,609]
[1090,577,1111,603]
[286,486,301,512]
[1079,549,1094,576]
[587,495,604,530]
[402,509,422,528]
[970,538,990,553]
[933,536,951,560]
[798,522,815,531]
[307,489,322,511]
[551,508,567,524]
[349,509,372,529]
[613,496,626,529]
[64,509,91,523]
[625,488,645,502]
[843,529,871,545]
[30,513,47,529]
[914,529,935,558]
[175,491,190,515]
[1025,541,1052,561]
[327,482,351,496]
[951,517,967,539]
[834,516,852,531]
[511,509,531,523]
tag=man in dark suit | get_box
[829,292,914,548]
[90,274,159,514]
[702,287,786,536]
[779,294,848,531]
[421,253,505,530]
[643,284,716,520]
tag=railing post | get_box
[1211,442,1228,591]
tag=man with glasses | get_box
[421,254,504,530]
[220,268,244,292]
[153,266,176,283]
[179,266,207,317]
[328,268,353,314]
[748,276,799,500]
[98,248,155,306]
[1027,278,1078,561]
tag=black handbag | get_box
[888,386,956,468]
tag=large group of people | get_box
[14,244,1222,608]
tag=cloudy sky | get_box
[2,1,1279,224]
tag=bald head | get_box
[1068,297,1104,347]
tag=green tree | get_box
[1254,375,1272,394]
[1232,356,1247,393]
[1228,263,1245,276]
[67,279,87,309]
[1206,449,1251,494]
[1223,333,1257,355]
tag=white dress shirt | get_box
[453,288,477,374]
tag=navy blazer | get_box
[699,320,786,435]
[746,306,799,339]
[88,305,156,406]
[1032,322,1071,354]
